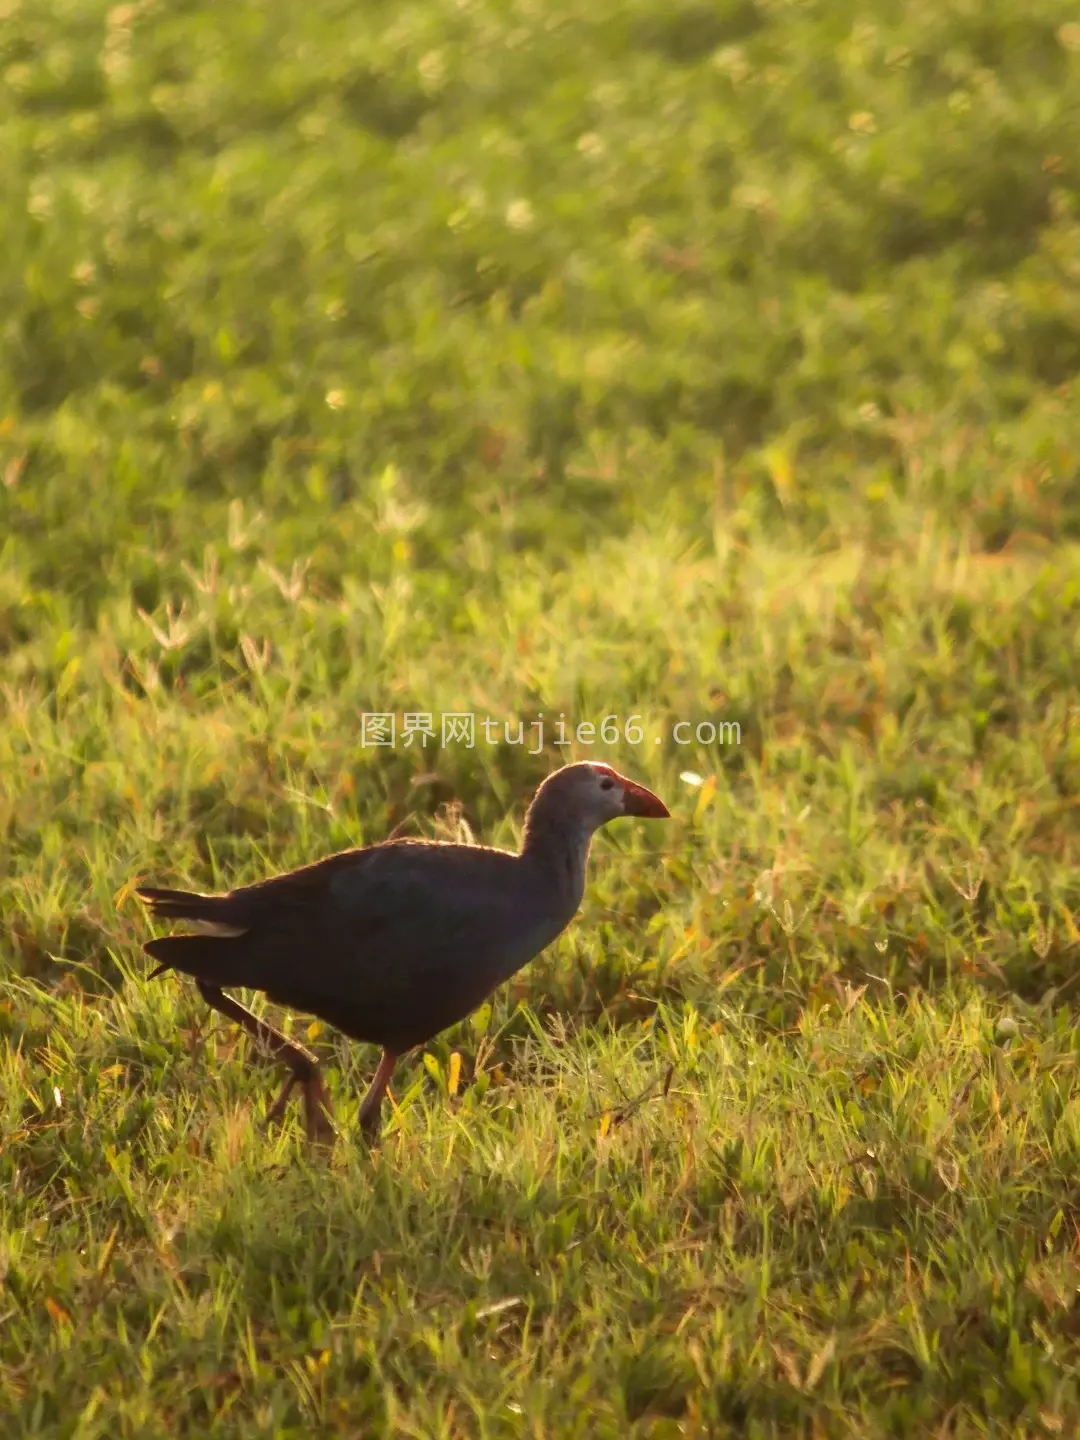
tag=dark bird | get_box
[136,761,669,1141]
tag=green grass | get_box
[3,0,1080,1433]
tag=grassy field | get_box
[3,0,1080,1433]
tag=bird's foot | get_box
[265,1073,297,1131]
[357,1094,384,1146]
[356,1049,396,1146]
[302,1072,336,1146]
[264,1067,336,1145]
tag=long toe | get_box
[265,1073,298,1130]
[303,1074,336,1145]
[358,1097,384,1145]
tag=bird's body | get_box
[137,761,669,1140]
[143,838,581,1053]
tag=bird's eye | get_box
[599,778,615,791]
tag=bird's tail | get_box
[136,886,251,980]
[136,886,235,923]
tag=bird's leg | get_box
[358,1049,397,1142]
[195,982,334,1142]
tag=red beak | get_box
[621,780,670,819]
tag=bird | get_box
[136,760,670,1142]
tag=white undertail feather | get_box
[189,920,249,938]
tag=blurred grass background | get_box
[3,0,1080,1434]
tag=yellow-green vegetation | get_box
[4,0,1080,1433]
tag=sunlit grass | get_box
[3,0,1080,1432]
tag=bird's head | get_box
[529,760,670,835]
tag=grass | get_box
[3,0,1080,1433]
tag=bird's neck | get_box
[521,806,594,915]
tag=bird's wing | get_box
[224,841,533,995]
[230,841,567,1048]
